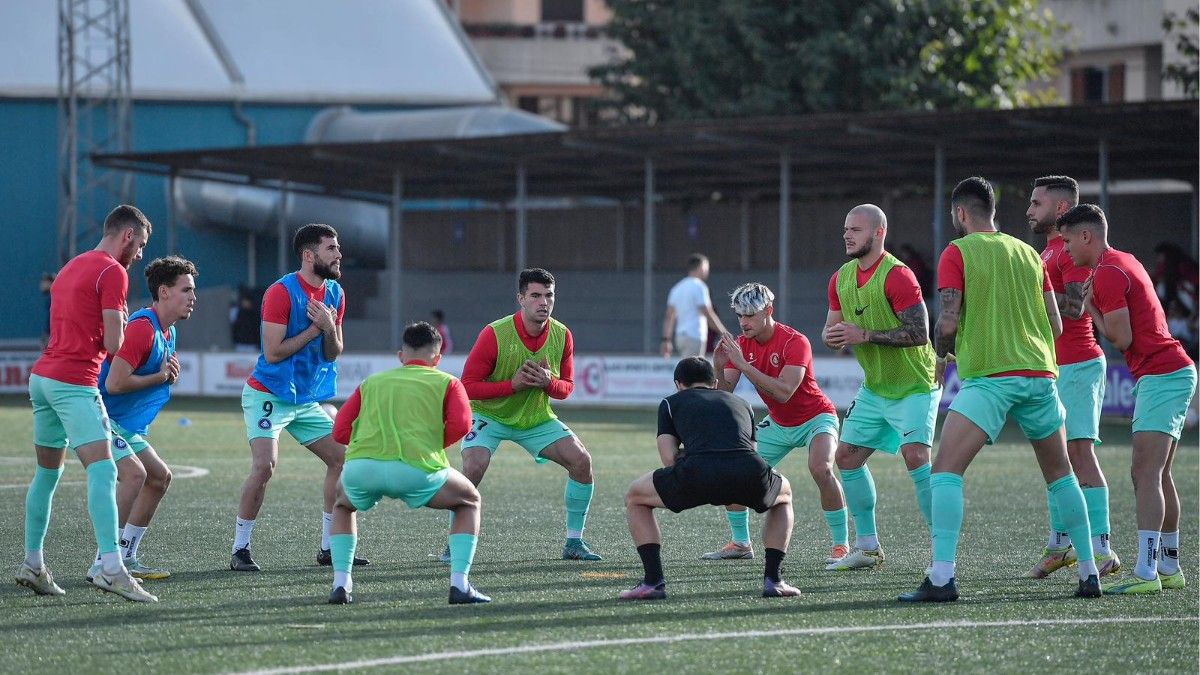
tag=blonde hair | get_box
[730,282,774,315]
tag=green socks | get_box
[726,510,750,545]
[24,465,63,555]
[564,479,593,538]
[1048,474,1095,564]
[449,532,478,576]
[908,462,933,531]
[840,466,877,538]
[930,472,964,563]
[330,533,356,573]
[1082,486,1110,538]
[823,508,848,547]
[86,460,120,555]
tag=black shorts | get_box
[652,452,783,514]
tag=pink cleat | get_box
[618,581,666,600]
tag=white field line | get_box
[0,463,208,489]
[232,616,1199,675]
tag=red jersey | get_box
[111,310,168,370]
[333,360,472,449]
[33,250,129,387]
[729,322,836,426]
[1041,237,1103,366]
[1090,248,1192,380]
[246,275,346,393]
[938,244,1053,378]
[461,315,575,400]
[827,256,924,314]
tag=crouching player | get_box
[619,357,800,600]
[326,322,490,605]
[88,256,197,582]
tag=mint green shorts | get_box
[110,420,151,463]
[341,458,450,511]
[1058,356,1106,443]
[241,384,333,445]
[949,376,1064,444]
[840,386,941,453]
[28,373,111,451]
[1132,365,1197,440]
[756,412,840,467]
[461,413,575,464]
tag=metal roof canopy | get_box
[95,100,1199,351]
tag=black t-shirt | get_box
[657,386,756,456]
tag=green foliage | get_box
[1163,8,1199,98]
[591,0,1064,123]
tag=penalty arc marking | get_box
[232,616,1199,675]
[0,463,209,489]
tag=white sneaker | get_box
[91,567,158,602]
[85,561,101,583]
[826,546,885,571]
[16,562,65,596]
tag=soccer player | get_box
[620,357,800,600]
[230,224,368,571]
[662,253,727,358]
[326,322,489,604]
[898,177,1101,602]
[822,204,939,571]
[1058,204,1196,594]
[707,282,849,565]
[16,204,157,602]
[1025,176,1120,578]
[456,268,600,561]
[85,257,197,583]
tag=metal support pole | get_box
[276,180,290,277]
[1192,183,1198,255]
[1098,139,1110,213]
[643,157,656,354]
[515,162,527,273]
[246,232,256,287]
[615,202,625,271]
[739,197,751,271]
[932,145,946,316]
[166,171,177,255]
[777,152,791,322]
[389,171,404,350]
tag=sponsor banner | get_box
[0,352,38,392]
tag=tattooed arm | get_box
[1058,281,1086,321]
[934,288,961,359]
[866,302,930,347]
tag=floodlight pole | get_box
[777,151,791,323]
[515,162,527,274]
[1098,138,1110,213]
[643,157,656,354]
[167,170,177,255]
[740,197,751,272]
[389,171,404,350]
[932,144,946,315]
[276,180,290,277]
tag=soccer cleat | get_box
[1158,569,1186,590]
[618,581,667,601]
[1095,551,1122,578]
[1104,574,1161,595]
[826,546,885,571]
[449,583,492,604]
[125,557,171,580]
[92,568,158,602]
[1075,574,1102,598]
[432,545,451,564]
[1023,545,1077,578]
[701,542,755,560]
[563,538,602,561]
[897,576,959,603]
[15,563,65,596]
[328,586,353,605]
[824,544,850,565]
[85,562,102,584]
[230,547,261,572]
[316,548,370,567]
[762,578,802,598]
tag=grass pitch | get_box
[0,395,1196,673]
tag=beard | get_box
[314,259,341,280]
[848,236,875,259]
[1029,216,1055,236]
[951,215,965,236]
[118,240,139,268]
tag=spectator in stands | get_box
[39,272,54,349]
[1153,242,1199,320]
[431,309,453,355]
[230,286,261,352]
[896,243,933,300]
[662,253,728,358]
[1166,298,1198,360]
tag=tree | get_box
[1163,8,1199,98]
[590,0,1063,123]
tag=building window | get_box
[542,0,584,23]
[1070,63,1126,103]
[517,96,540,114]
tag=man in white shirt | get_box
[662,254,728,357]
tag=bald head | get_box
[848,204,887,230]
[843,204,887,261]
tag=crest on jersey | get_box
[113,436,127,449]
[258,418,272,430]
[770,353,781,368]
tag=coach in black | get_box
[618,357,801,600]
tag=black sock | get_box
[636,543,664,585]
[764,548,785,582]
